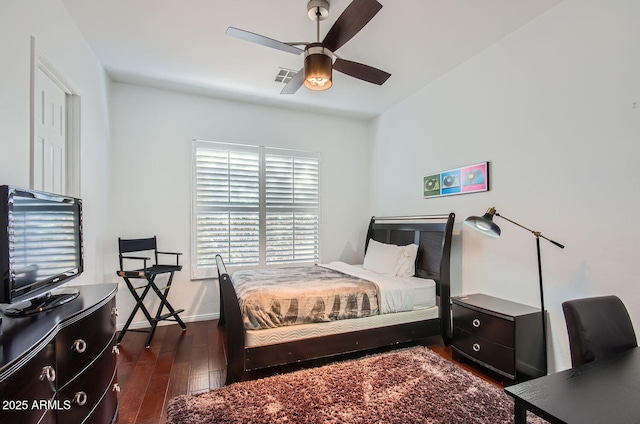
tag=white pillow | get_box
[363,239,403,276]
[396,243,419,277]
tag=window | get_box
[191,140,320,279]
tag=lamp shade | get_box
[464,207,501,238]
[304,43,333,90]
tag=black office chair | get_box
[562,295,637,367]
[116,236,186,347]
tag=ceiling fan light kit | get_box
[226,0,389,94]
[304,43,333,90]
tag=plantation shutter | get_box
[265,151,319,265]
[193,142,260,276]
[192,141,320,279]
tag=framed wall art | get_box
[423,162,490,198]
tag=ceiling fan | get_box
[226,0,391,94]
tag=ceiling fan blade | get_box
[322,0,382,52]
[280,68,305,94]
[226,27,303,55]
[333,58,390,85]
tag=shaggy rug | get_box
[167,346,547,424]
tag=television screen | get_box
[0,186,83,314]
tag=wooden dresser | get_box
[452,293,545,382]
[0,284,119,423]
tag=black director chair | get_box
[116,236,186,348]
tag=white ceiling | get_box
[61,0,563,119]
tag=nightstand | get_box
[451,294,545,382]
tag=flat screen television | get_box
[0,185,83,317]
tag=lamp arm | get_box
[495,213,565,249]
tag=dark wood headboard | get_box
[365,213,456,342]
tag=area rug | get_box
[166,346,547,423]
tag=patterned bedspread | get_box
[231,266,380,330]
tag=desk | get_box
[504,348,640,423]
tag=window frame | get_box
[190,140,321,279]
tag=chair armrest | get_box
[120,255,150,273]
[121,255,152,261]
[157,251,182,266]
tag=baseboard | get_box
[116,312,220,331]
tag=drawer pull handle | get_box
[73,391,88,406]
[472,319,481,328]
[72,339,87,353]
[40,366,56,382]
[112,307,119,317]
[472,343,481,352]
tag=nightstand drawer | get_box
[453,303,514,348]
[453,329,515,376]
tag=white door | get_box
[34,66,66,194]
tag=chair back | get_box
[562,295,637,367]
[118,236,158,270]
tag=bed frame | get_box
[216,213,455,384]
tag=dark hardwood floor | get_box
[115,320,503,424]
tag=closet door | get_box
[33,65,67,195]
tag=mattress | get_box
[245,305,439,348]
[232,261,438,346]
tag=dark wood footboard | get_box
[215,254,246,383]
[216,213,455,384]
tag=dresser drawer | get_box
[57,333,118,423]
[453,303,514,348]
[0,343,56,423]
[453,329,515,376]
[55,297,116,387]
[83,371,119,424]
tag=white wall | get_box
[0,0,112,288]
[370,0,640,371]
[108,83,371,327]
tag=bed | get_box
[216,213,455,384]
